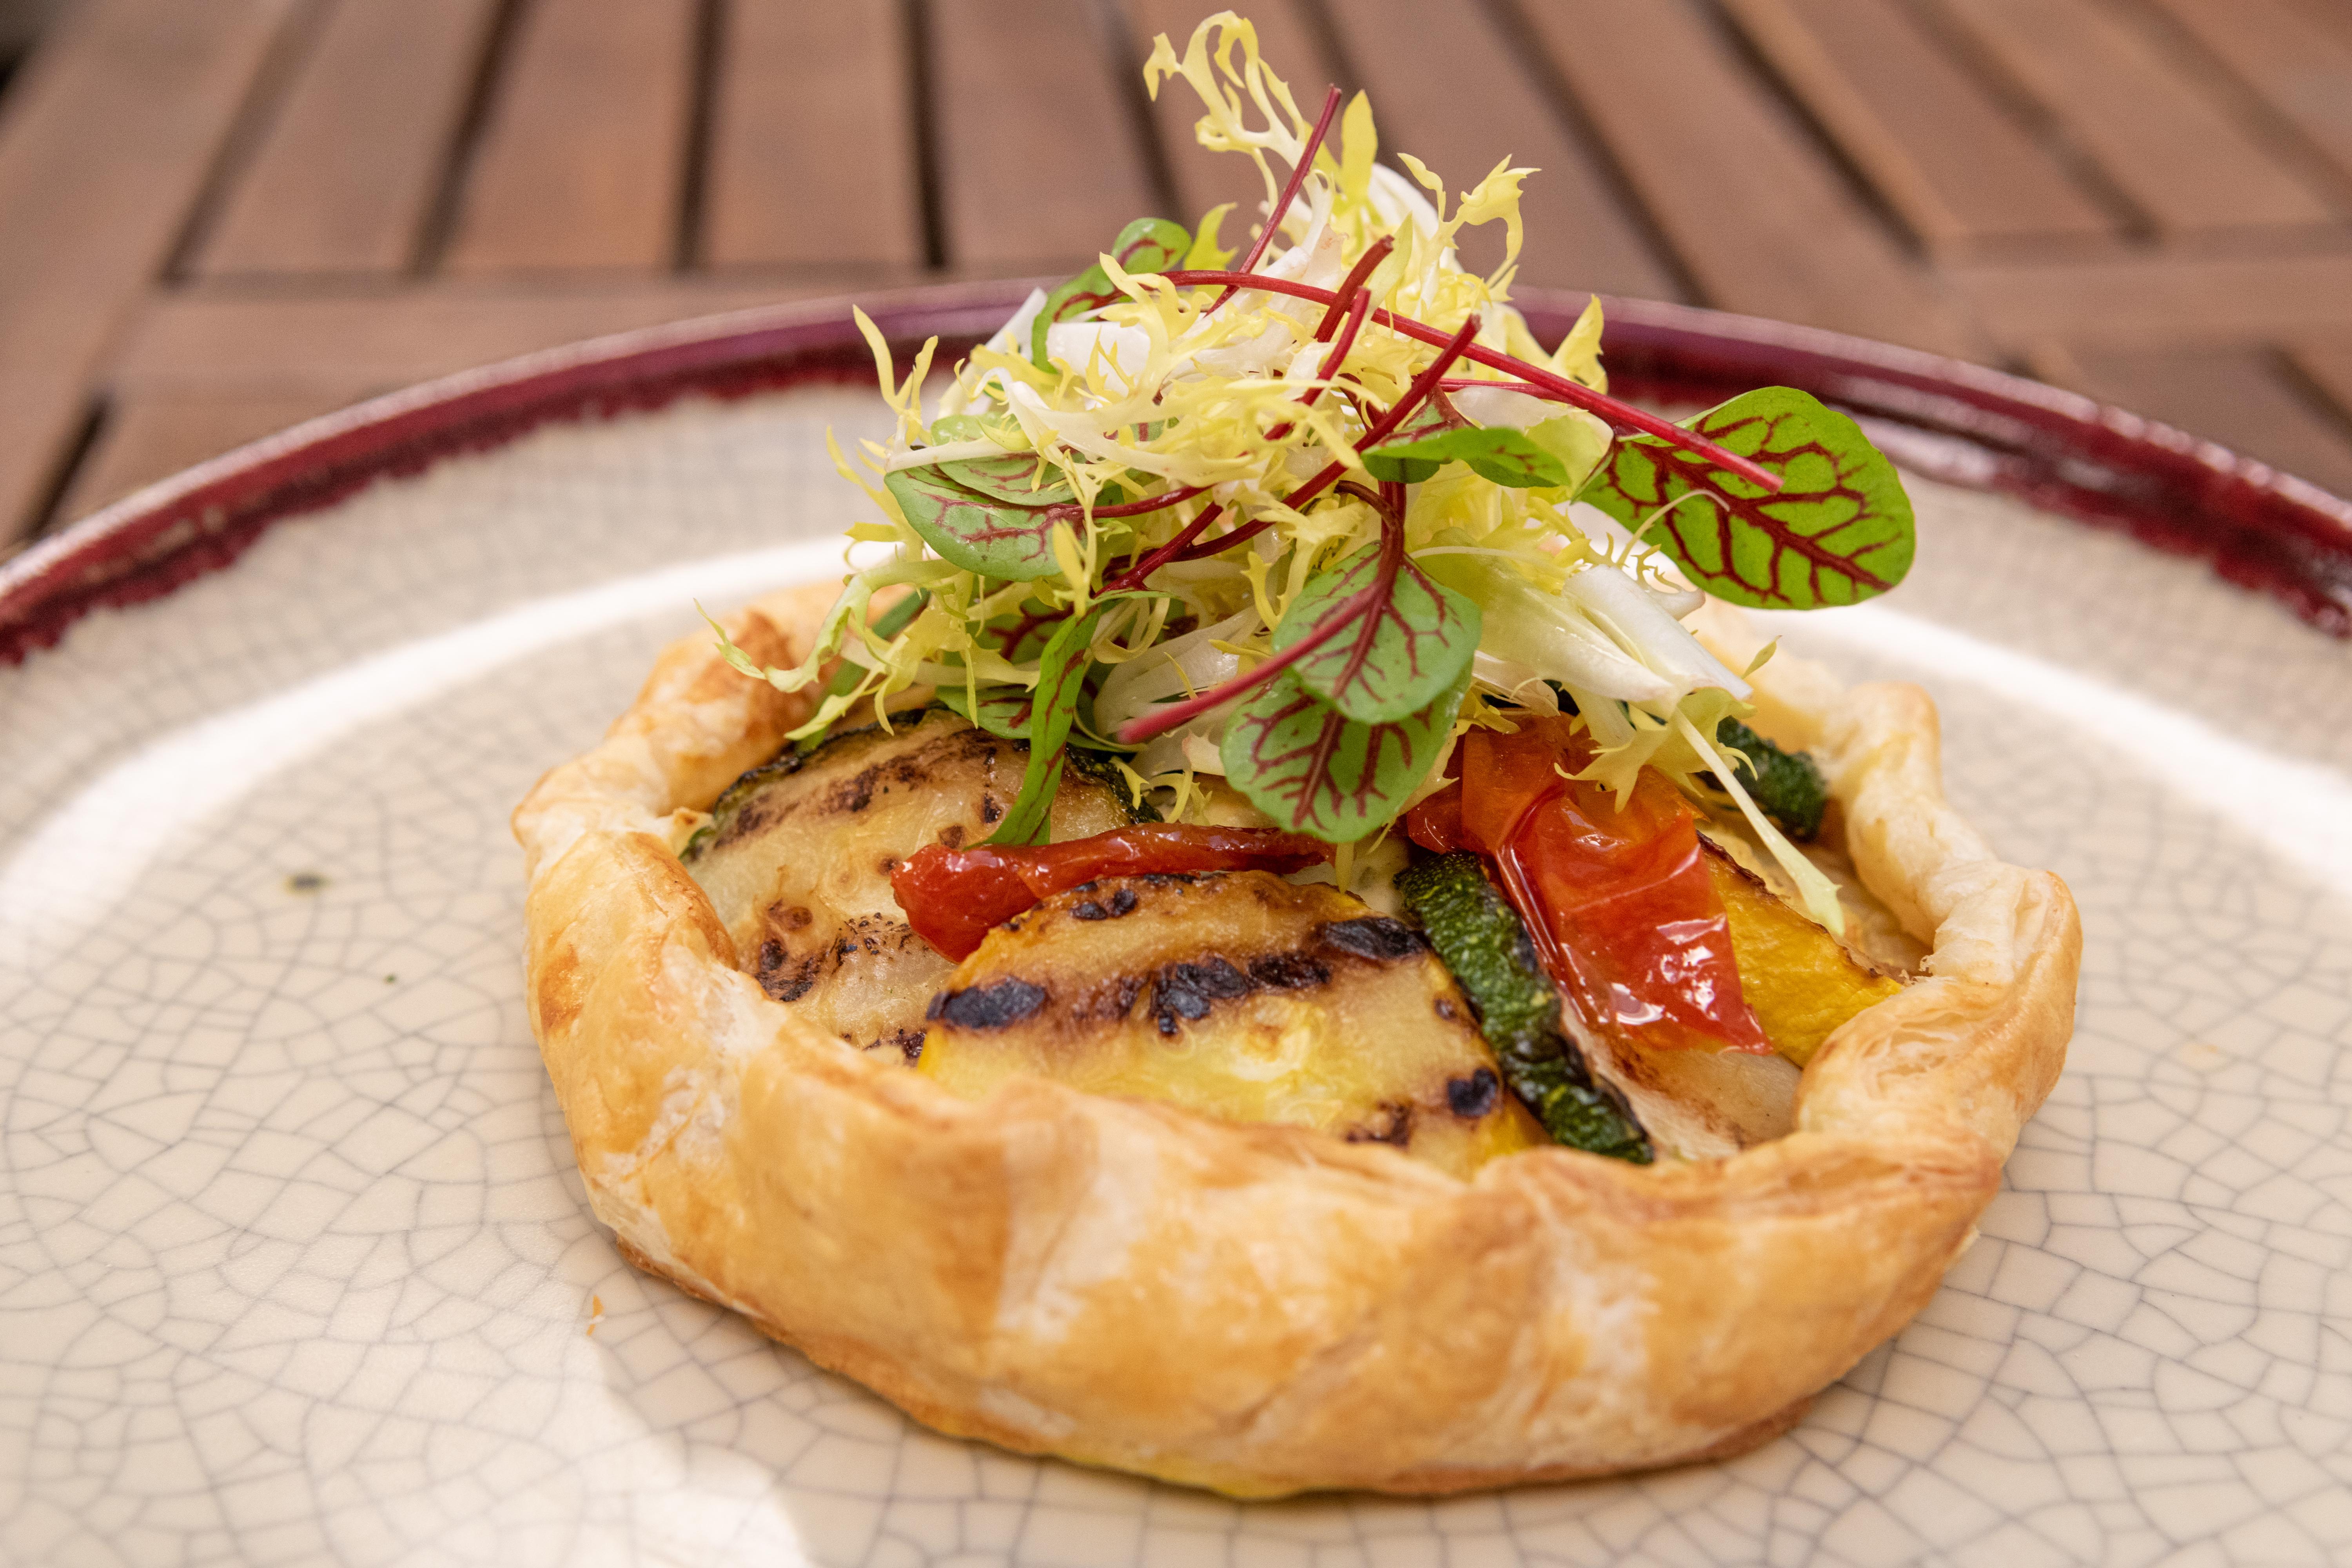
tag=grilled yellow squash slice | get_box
[917,869,1544,1178]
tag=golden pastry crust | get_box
[512,582,2078,1497]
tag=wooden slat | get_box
[1314,0,1677,296]
[1127,0,1335,232]
[108,278,860,399]
[1510,0,1979,356]
[2142,0,2352,198]
[1940,0,2336,236]
[1953,253,2352,347]
[929,0,1158,270]
[443,0,697,274]
[1722,0,2112,254]
[0,0,296,541]
[192,0,501,278]
[704,0,922,269]
[2033,341,2352,497]
[59,389,359,523]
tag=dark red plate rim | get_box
[4,281,2348,667]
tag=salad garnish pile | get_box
[711,11,1914,941]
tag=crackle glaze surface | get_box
[2,387,2348,1566]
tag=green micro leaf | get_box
[1031,217,1192,369]
[1577,387,1915,609]
[884,465,1063,581]
[1218,665,1468,844]
[1272,545,1479,723]
[984,596,1142,846]
[937,684,1034,739]
[1365,424,1570,488]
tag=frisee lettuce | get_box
[716,11,1912,936]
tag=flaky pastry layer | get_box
[512,582,2077,1496]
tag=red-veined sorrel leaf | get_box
[1366,425,1569,489]
[1358,394,1462,483]
[935,449,1074,506]
[1272,543,1479,723]
[921,414,1074,507]
[1031,217,1192,368]
[884,465,1062,581]
[985,596,1141,846]
[1219,666,1468,844]
[1578,387,1914,609]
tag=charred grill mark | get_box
[1071,886,1140,922]
[713,716,1020,846]
[875,1027,926,1064]
[1151,957,1254,1035]
[1246,951,1329,990]
[1345,1103,1414,1147]
[937,824,965,848]
[980,793,1002,824]
[1318,916,1424,963]
[1446,1067,1500,1118]
[756,938,825,1004]
[928,978,1049,1029]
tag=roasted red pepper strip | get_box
[1407,717,1771,1053]
[891,823,1331,961]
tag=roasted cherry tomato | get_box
[892,823,1330,960]
[1407,716,1770,1053]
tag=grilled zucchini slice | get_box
[683,708,1136,1056]
[1394,853,1651,1163]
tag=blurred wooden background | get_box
[4,0,2352,554]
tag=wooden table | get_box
[4,0,2351,554]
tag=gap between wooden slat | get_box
[1954,252,2352,347]
[109,277,912,396]
[1723,0,2114,256]
[1936,0,2339,238]
[1317,0,1678,297]
[2138,0,2352,208]
[191,0,504,279]
[0,0,300,543]
[443,0,699,275]
[1504,0,1979,356]
[703,0,924,269]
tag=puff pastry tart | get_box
[514,15,2077,1494]
[514,584,2075,1495]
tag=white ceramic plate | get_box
[4,303,2350,1566]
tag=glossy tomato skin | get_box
[893,824,1328,960]
[1407,718,1770,1054]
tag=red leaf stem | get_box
[1312,235,1393,341]
[1263,286,1370,444]
[1112,328,1470,749]
[1166,311,1483,565]
[1113,577,1379,744]
[1204,85,1345,316]
[1160,270,1782,492]
[1101,501,1224,593]
[1071,482,1209,519]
